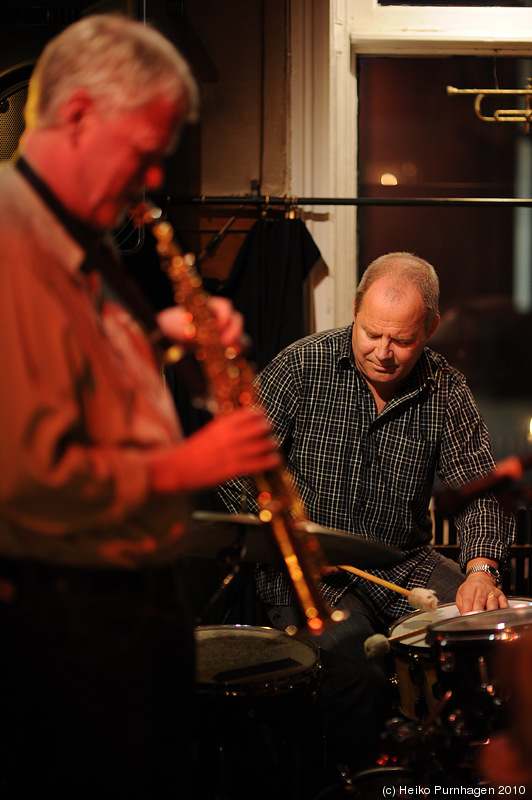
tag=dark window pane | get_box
[358,56,532,456]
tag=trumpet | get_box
[447,78,532,131]
[133,201,346,636]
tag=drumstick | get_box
[364,625,428,659]
[338,564,438,611]
[388,625,428,644]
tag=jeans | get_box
[265,553,464,774]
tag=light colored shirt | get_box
[0,164,189,568]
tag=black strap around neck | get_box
[14,155,208,393]
[15,155,170,348]
[15,156,102,265]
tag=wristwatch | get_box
[466,564,501,585]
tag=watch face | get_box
[468,564,500,582]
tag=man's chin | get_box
[371,368,398,380]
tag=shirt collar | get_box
[410,347,438,392]
[336,323,356,369]
[15,155,103,272]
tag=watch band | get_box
[466,564,501,585]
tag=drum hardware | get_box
[433,651,503,739]
[189,516,251,627]
[310,764,357,799]
[183,511,404,567]
[193,625,325,799]
[375,702,451,788]
[388,598,532,729]
[378,604,532,789]
[426,604,532,741]
[183,511,404,626]
[475,655,504,730]
[311,764,416,799]
[409,655,431,720]
[375,691,498,791]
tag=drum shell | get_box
[193,625,325,800]
[426,603,532,738]
[389,598,532,724]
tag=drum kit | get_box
[183,511,532,799]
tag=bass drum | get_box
[194,625,325,800]
[388,598,532,723]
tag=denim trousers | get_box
[265,553,464,774]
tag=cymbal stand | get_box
[193,525,249,626]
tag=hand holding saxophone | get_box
[139,200,344,634]
[157,297,247,354]
[149,407,280,493]
[154,273,279,489]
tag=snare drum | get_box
[427,603,532,738]
[389,598,532,723]
[194,625,324,800]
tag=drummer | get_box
[220,252,515,775]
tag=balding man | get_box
[221,252,515,774]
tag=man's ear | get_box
[58,89,95,136]
[426,314,440,340]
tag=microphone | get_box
[434,453,532,515]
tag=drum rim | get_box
[426,603,532,642]
[389,597,532,652]
[194,623,321,689]
[194,623,320,655]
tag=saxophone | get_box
[135,202,346,636]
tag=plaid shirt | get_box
[220,325,515,620]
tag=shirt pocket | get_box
[378,436,437,502]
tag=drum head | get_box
[390,597,532,651]
[389,602,459,652]
[427,604,532,645]
[195,625,320,686]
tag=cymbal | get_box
[180,511,403,568]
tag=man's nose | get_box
[374,339,393,360]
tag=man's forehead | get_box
[358,287,426,334]
[368,275,423,303]
[120,98,183,151]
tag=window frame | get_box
[351,0,532,55]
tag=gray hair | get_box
[25,14,199,128]
[355,252,440,333]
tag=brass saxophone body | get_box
[137,202,345,636]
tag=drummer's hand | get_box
[455,573,508,614]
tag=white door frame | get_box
[289,0,532,329]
